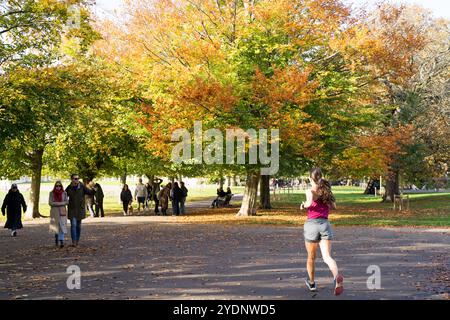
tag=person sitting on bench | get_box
[211,187,227,208]
[224,187,234,206]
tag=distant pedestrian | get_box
[135,178,148,212]
[85,180,96,218]
[121,184,133,216]
[158,183,171,216]
[65,174,96,247]
[49,181,69,248]
[170,182,183,216]
[1,184,27,237]
[94,182,105,217]
[152,178,163,214]
[180,182,188,215]
[145,182,153,209]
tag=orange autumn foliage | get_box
[333,125,414,178]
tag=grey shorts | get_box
[303,219,334,243]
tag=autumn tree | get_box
[0,1,94,145]
[0,1,102,217]
[99,0,410,215]
[327,3,447,200]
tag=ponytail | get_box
[310,167,335,207]
[317,179,335,207]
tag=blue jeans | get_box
[70,218,82,242]
[180,197,186,215]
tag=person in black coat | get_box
[224,187,233,206]
[1,184,27,237]
[145,183,153,209]
[94,182,105,218]
[120,184,133,216]
[170,182,184,216]
[152,178,163,214]
[180,182,188,215]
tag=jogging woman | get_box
[300,167,344,296]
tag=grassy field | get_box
[1,185,449,227]
[174,187,450,227]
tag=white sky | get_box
[95,0,450,20]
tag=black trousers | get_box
[123,201,130,214]
[95,200,104,217]
[153,194,160,213]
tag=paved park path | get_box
[0,210,448,300]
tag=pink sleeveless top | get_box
[307,198,330,220]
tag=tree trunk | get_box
[364,179,375,195]
[383,171,400,203]
[28,148,44,219]
[146,174,154,185]
[259,175,272,209]
[120,171,127,185]
[219,175,225,189]
[237,170,260,216]
[231,174,237,187]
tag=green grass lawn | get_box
[272,187,450,210]
[269,187,450,227]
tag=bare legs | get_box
[305,241,318,282]
[305,240,339,282]
[319,240,339,279]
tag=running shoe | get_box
[334,274,344,296]
[305,279,317,292]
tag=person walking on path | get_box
[65,174,95,247]
[300,167,343,296]
[1,184,27,237]
[94,182,105,218]
[85,180,96,218]
[49,181,69,248]
[145,182,153,209]
[135,178,148,213]
[158,183,171,216]
[152,178,163,214]
[170,182,183,216]
[121,184,133,216]
[179,182,188,215]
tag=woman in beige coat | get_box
[49,181,69,248]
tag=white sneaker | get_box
[11,230,17,237]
